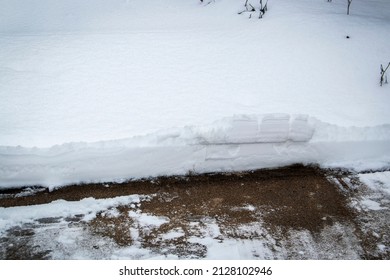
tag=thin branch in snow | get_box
[380,62,390,86]
[347,0,352,15]
[239,0,255,15]
[200,0,214,6]
[259,0,268,19]
[238,0,268,19]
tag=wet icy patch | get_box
[0,195,148,234]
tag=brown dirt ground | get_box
[0,164,352,233]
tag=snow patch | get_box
[160,228,185,240]
[128,211,169,229]
[361,199,387,211]
[358,172,390,195]
[0,195,147,233]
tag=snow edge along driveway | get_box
[0,114,390,189]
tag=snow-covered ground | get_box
[0,195,359,259]
[1,0,390,188]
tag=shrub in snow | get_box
[238,0,268,19]
[380,63,390,87]
[259,0,268,19]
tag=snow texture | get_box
[1,0,390,188]
[0,195,147,234]
[358,172,390,195]
[0,114,389,189]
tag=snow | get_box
[0,195,146,234]
[0,114,389,188]
[378,244,387,252]
[357,171,390,212]
[358,171,390,195]
[1,193,366,259]
[0,194,273,259]
[160,228,185,240]
[360,199,387,211]
[1,0,390,188]
[128,211,169,228]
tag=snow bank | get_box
[193,114,314,144]
[0,114,389,189]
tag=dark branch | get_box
[380,62,390,86]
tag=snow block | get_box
[201,114,314,144]
[289,115,314,142]
[258,114,290,142]
[1,115,390,189]
[224,116,259,143]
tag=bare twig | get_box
[259,0,268,19]
[200,0,214,6]
[239,0,252,14]
[239,0,255,16]
[239,0,268,19]
[347,0,352,15]
[380,62,390,86]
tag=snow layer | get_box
[1,0,390,188]
[0,114,389,189]
[1,0,390,147]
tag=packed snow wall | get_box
[1,114,389,189]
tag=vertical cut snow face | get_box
[199,114,314,144]
[0,113,389,189]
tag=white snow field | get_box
[1,0,390,188]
